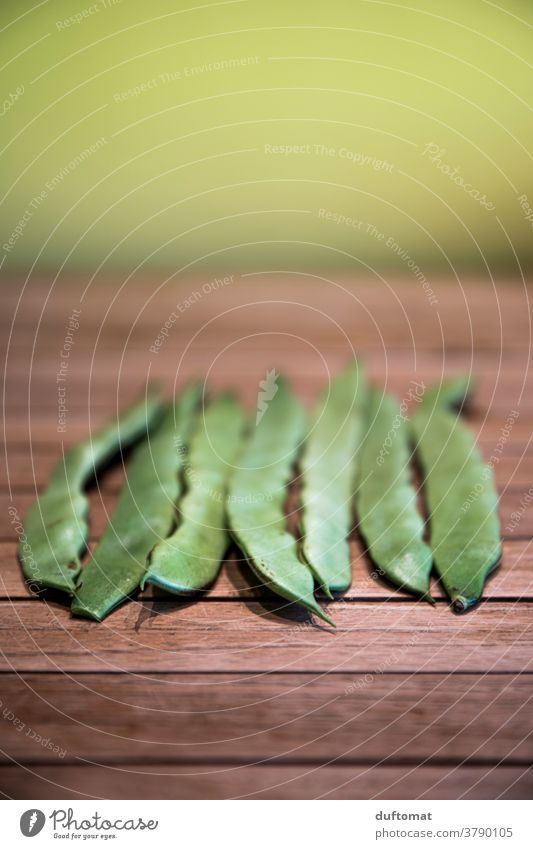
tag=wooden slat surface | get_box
[0,673,531,765]
[1,765,531,800]
[1,601,532,674]
[1,277,532,801]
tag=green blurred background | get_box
[2,0,532,277]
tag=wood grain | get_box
[0,764,531,800]
[1,601,532,674]
[1,276,532,800]
[0,673,531,766]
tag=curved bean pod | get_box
[20,392,163,593]
[300,362,367,595]
[144,393,245,595]
[358,389,434,601]
[70,383,202,620]
[421,375,472,412]
[412,377,501,612]
[228,375,334,626]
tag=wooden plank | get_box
[4,283,530,331]
[3,276,530,330]
[3,279,529,323]
[0,673,531,766]
[4,353,532,384]
[4,344,530,365]
[0,600,531,673]
[3,489,533,540]
[0,763,530,800]
[4,332,531,353]
[2,540,533,602]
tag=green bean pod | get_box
[20,392,163,594]
[228,375,334,626]
[358,389,434,601]
[143,393,245,595]
[412,377,501,612]
[70,383,202,620]
[300,362,367,596]
[420,375,472,412]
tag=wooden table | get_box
[1,275,532,799]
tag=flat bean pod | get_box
[144,393,245,595]
[412,377,501,612]
[71,383,202,620]
[300,362,367,595]
[20,393,163,593]
[420,375,472,412]
[228,376,334,626]
[358,389,433,601]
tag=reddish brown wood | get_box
[0,764,530,800]
[0,601,531,674]
[1,277,532,801]
[0,673,531,766]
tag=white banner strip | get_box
[2,799,531,848]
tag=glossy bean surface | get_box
[412,377,501,612]
[144,393,245,595]
[70,384,202,620]
[358,389,433,601]
[300,362,367,595]
[228,376,334,625]
[20,393,162,593]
